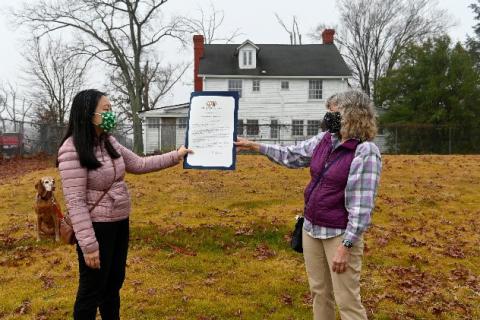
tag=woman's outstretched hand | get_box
[234,137,260,152]
[177,145,193,160]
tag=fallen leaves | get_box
[196,316,217,320]
[449,264,480,293]
[234,226,254,236]
[408,253,429,264]
[376,236,389,247]
[253,243,276,260]
[204,272,218,287]
[444,246,466,259]
[147,288,157,296]
[280,293,293,306]
[301,292,312,306]
[39,274,54,289]
[14,300,31,315]
[405,237,427,248]
[0,155,53,183]
[165,243,197,257]
[1,155,480,319]
[385,266,439,300]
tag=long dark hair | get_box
[57,89,120,169]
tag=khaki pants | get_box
[302,228,367,320]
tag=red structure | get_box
[193,34,205,92]
[0,132,24,158]
[322,29,335,44]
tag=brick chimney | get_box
[322,29,335,44]
[193,34,204,92]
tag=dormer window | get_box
[242,51,254,66]
[237,40,259,69]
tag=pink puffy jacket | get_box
[57,135,179,254]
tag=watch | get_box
[342,239,353,249]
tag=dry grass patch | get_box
[0,155,479,319]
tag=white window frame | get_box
[237,119,244,136]
[246,119,259,136]
[292,120,304,137]
[270,119,279,139]
[252,79,260,92]
[178,117,188,129]
[307,120,321,136]
[309,80,323,100]
[228,79,243,98]
[147,117,160,129]
[281,80,289,90]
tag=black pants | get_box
[74,218,129,320]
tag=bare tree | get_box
[177,2,241,44]
[311,0,451,98]
[275,14,302,45]
[142,61,189,110]
[105,65,190,147]
[0,94,7,133]
[0,83,32,132]
[110,59,188,113]
[23,36,88,126]
[15,0,187,154]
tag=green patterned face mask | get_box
[94,111,117,133]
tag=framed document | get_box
[184,91,239,170]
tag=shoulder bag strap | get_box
[88,158,117,213]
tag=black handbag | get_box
[291,216,305,253]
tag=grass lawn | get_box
[0,155,479,319]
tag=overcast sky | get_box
[0,0,476,106]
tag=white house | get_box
[140,29,354,154]
[139,103,189,153]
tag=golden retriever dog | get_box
[34,177,61,242]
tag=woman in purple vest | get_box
[235,90,382,320]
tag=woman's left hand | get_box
[177,145,193,159]
[332,245,350,273]
[234,137,260,152]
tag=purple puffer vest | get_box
[304,132,360,228]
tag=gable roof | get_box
[236,40,259,51]
[198,43,352,77]
[138,102,189,115]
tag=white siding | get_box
[205,77,348,121]
[141,78,351,152]
[143,118,189,153]
[204,77,349,145]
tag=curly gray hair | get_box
[336,90,378,141]
[326,94,339,110]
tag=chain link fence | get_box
[378,124,480,154]
[0,119,133,159]
[143,122,480,155]
[1,118,479,158]
[237,123,480,154]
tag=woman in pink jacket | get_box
[57,89,192,319]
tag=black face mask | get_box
[323,112,342,133]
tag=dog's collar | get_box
[38,192,53,201]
